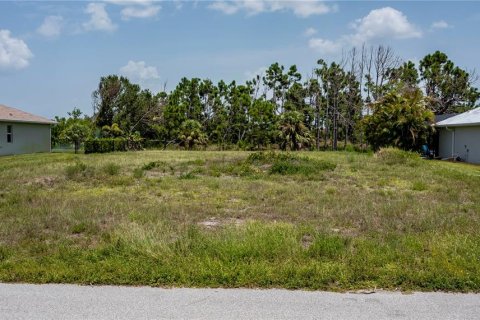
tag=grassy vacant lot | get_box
[0,149,479,291]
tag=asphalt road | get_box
[0,283,479,319]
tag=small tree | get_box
[362,88,434,151]
[278,111,312,151]
[61,122,91,153]
[178,120,207,150]
[101,123,124,138]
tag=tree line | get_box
[53,46,479,152]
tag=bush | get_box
[102,163,120,176]
[84,138,128,154]
[362,88,434,151]
[375,148,421,166]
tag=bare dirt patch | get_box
[198,217,246,229]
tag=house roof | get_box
[435,113,457,123]
[0,104,56,125]
[436,107,480,127]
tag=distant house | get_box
[436,107,480,164]
[0,104,56,156]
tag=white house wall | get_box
[438,126,480,164]
[0,122,51,156]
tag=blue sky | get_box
[1,0,479,118]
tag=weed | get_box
[179,172,197,180]
[65,161,94,179]
[412,181,428,191]
[103,163,120,176]
[375,148,421,167]
[133,168,145,179]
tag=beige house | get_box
[0,104,56,156]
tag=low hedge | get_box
[84,138,128,154]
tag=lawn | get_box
[0,149,479,291]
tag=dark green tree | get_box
[420,51,479,114]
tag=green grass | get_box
[0,150,479,291]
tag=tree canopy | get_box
[53,48,479,153]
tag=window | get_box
[7,125,12,143]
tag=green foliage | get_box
[84,138,128,154]
[362,88,434,151]
[101,123,124,138]
[92,75,161,138]
[278,111,312,151]
[55,49,479,153]
[246,99,277,149]
[178,120,208,150]
[58,109,93,153]
[420,51,480,114]
[142,140,164,149]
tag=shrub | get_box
[84,138,128,154]
[362,88,434,151]
[103,163,120,176]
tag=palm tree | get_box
[178,120,208,150]
[278,111,312,151]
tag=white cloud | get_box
[106,0,161,20]
[106,0,153,5]
[121,5,160,20]
[431,20,450,30]
[209,1,239,15]
[83,3,117,32]
[209,0,334,17]
[304,27,317,37]
[349,7,421,44]
[37,15,64,38]
[309,7,421,55]
[308,38,341,55]
[120,60,159,81]
[0,29,33,70]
